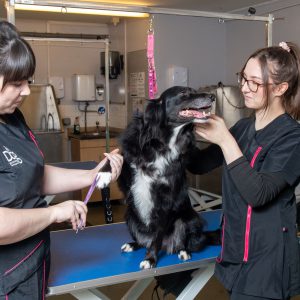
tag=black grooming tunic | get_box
[187,113,300,299]
[0,109,50,300]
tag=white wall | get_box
[225,20,266,85]
[225,0,300,84]
[153,14,226,94]
[126,18,148,52]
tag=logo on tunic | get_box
[2,146,23,166]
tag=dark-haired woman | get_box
[189,42,300,300]
[0,21,123,300]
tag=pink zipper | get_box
[42,259,46,300]
[217,146,263,263]
[28,130,44,158]
[216,216,225,263]
[250,146,262,168]
[4,240,44,275]
[243,146,262,262]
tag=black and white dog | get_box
[115,86,216,269]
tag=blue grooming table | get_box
[47,209,222,299]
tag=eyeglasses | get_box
[237,73,266,93]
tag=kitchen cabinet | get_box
[70,136,124,202]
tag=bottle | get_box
[73,116,80,134]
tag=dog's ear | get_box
[139,99,165,148]
[143,99,164,127]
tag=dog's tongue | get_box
[179,110,205,119]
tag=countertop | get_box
[68,127,122,140]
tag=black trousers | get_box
[0,230,50,300]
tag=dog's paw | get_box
[96,172,112,189]
[178,250,191,261]
[140,260,153,269]
[121,243,134,252]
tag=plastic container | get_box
[73,116,80,134]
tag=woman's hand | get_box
[103,150,123,182]
[194,114,243,164]
[94,148,123,182]
[49,200,88,231]
[0,202,88,244]
[194,114,230,147]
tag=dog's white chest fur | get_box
[131,125,184,225]
[131,170,153,225]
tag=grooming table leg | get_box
[121,277,154,300]
[188,188,222,211]
[176,262,215,300]
[72,288,111,300]
[44,195,56,205]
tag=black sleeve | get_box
[186,143,223,175]
[228,156,287,207]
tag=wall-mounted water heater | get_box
[72,74,96,101]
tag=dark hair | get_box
[240,42,300,119]
[0,21,35,90]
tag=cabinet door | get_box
[81,146,124,202]
[80,147,104,162]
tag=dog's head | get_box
[139,86,215,148]
[160,86,215,125]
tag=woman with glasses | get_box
[189,42,300,300]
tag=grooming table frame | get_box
[47,210,222,300]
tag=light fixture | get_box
[14,3,149,18]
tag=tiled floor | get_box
[48,201,300,300]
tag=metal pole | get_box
[148,7,270,22]
[13,0,270,22]
[6,0,16,24]
[104,39,110,153]
[23,37,107,43]
[102,39,113,224]
[266,14,274,46]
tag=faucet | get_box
[96,121,101,135]
[47,113,55,131]
[41,114,47,131]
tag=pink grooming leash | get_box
[147,17,158,99]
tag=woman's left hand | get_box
[195,114,244,164]
[94,148,123,182]
[103,150,123,182]
[194,114,230,147]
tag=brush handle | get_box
[83,175,99,205]
[76,174,100,233]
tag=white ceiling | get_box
[1,0,280,23]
